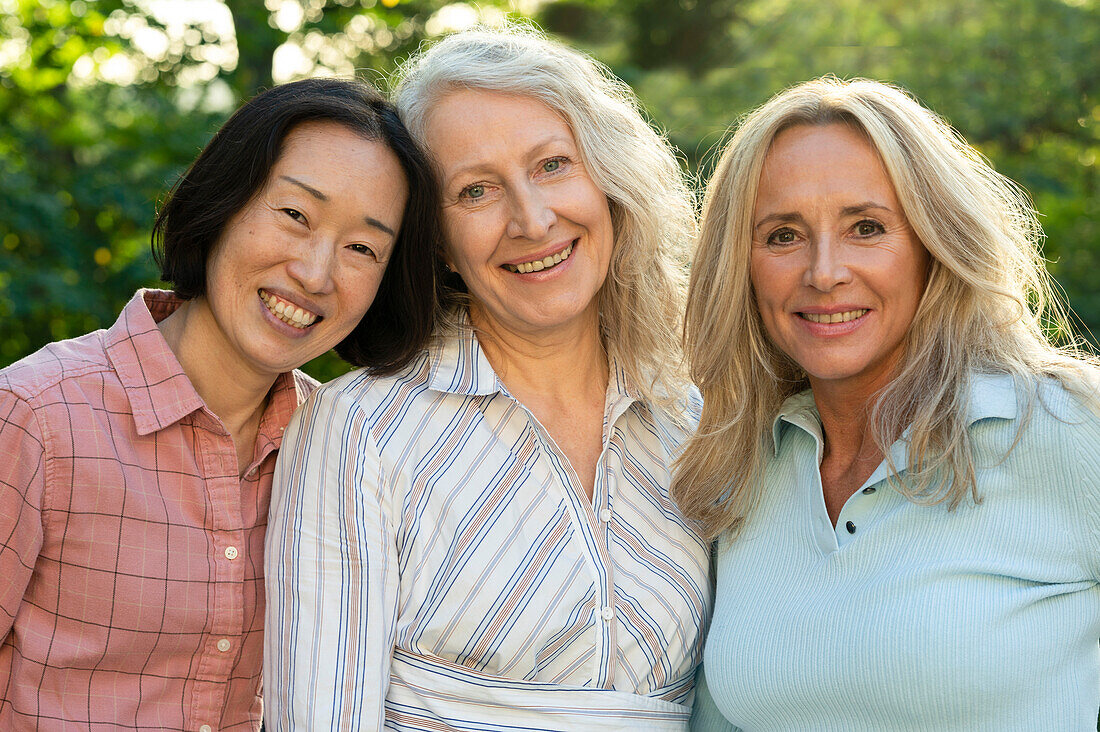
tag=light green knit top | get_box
[692,373,1100,731]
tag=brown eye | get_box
[282,208,306,223]
[767,228,797,246]
[855,220,884,236]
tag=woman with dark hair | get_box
[0,77,440,731]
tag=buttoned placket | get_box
[499,377,635,689]
[790,411,909,554]
[187,408,250,730]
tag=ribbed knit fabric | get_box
[691,373,1100,731]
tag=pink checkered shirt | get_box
[0,289,316,731]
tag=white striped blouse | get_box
[264,325,712,730]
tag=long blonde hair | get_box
[392,24,696,411]
[673,76,1099,539]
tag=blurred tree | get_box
[540,0,1100,343]
[0,0,516,381]
[1,0,1098,380]
[0,0,225,366]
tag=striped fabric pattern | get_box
[265,325,711,730]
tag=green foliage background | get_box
[1,0,1098,388]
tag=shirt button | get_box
[199,725,213,732]
[224,546,238,560]
[845,521,856,534]
[600,605,615,621]
[247,466,258,477]
[598,508,612,522]
[216,638,231,652]
[862,486,876,494]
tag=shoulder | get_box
[0,330,112,404]
[1015,374,1100,453]
[296,351,435,429]
[642,378,704,435]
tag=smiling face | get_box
[750,122,930,400]
[422,89,615,340]
[198,120,408,380]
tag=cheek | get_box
[749,255,781,314]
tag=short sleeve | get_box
[264,385,400,730]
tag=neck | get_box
[470,304,609,407]
[809,373,889,468]
[157,299,276,436]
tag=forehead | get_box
[274,120,372,164]
[422,89,576,164]
[757,122,897,205]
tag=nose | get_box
[285,235,336,295]
[505,182,556,240]
[803,235,851,292]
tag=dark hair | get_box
[152,77,442,374]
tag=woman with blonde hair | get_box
[265,25,710,730]
[678,76,1100,730]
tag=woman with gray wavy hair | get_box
[264,25,710,730]
[679,76,1100,730]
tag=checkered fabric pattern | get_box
[0,289,314,731]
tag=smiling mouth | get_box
[502,241,574,274]
[799,309,868,324]
[259,289,320,329]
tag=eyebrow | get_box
[281,175,327,201]
[753,212,805,233]
[753,202,894,233]
[280,175,397,238]
[442,134,577,188]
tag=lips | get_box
[502,241,574,273]
[259,289,320,329]
[798,309,868,324]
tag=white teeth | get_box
[259,289,318,329]
[504,241,574,273]
[800,309,868,324]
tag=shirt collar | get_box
[105,289,311,438]
[255,370,314,458]
[770,371,1020,457]
[104,290,206,436]
[426,313,502,397]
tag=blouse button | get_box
[598,508,612,522]
[216,638,231,653]
[600,605,615,621]
[224,546,238,560]
[845,521,856,534]
[199,725,213,732]
[862,486,876,494]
